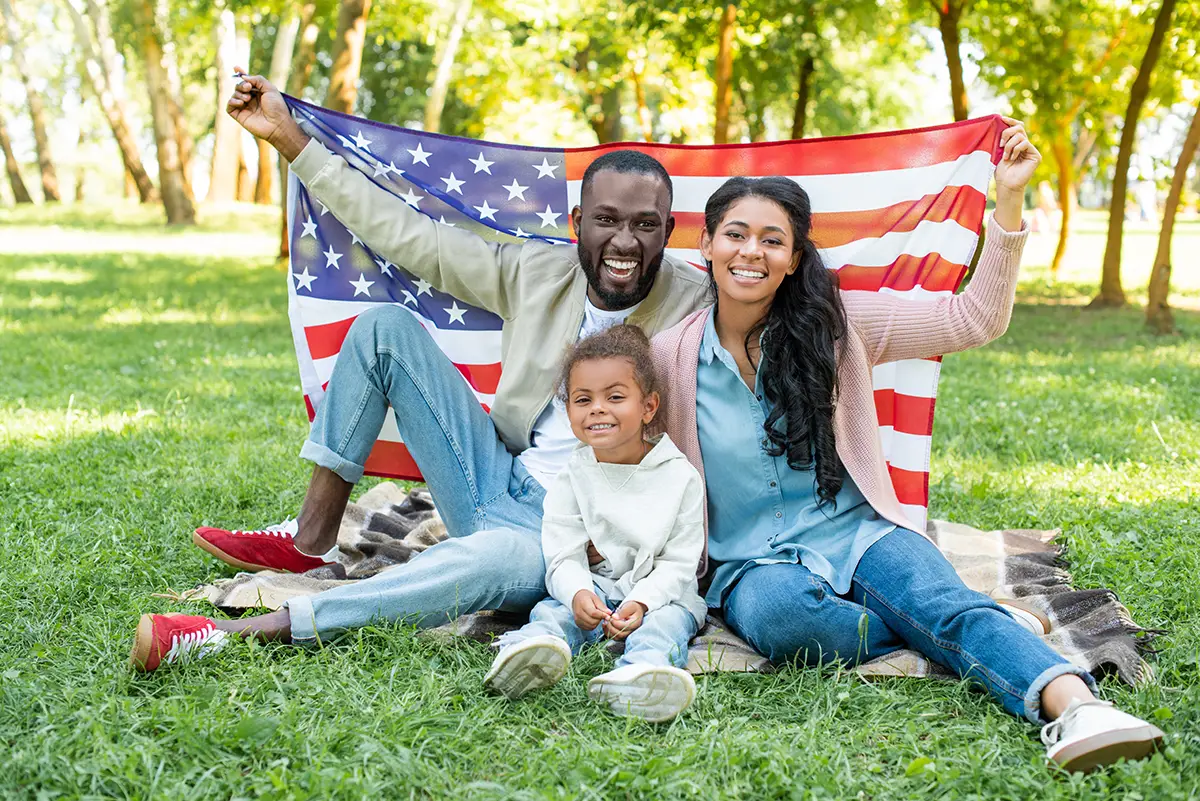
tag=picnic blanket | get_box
[172,483,1160,685]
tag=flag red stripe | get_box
[874,389,936,437]
[888,464,929,507]
[564,116,1004,180]
[363,440,424,481]
[837,254,968,293]
[304,317,502,394]
[666,186,986,253]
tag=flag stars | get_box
[293,267,316,291]
[323,244,343,269]
[469,152,494,174]
[407,143,432,165]
[438,216,456,227]
[474,200,498,221]
[444,302,467,325]
[373,160,402,179]
[400,188,423,209]
[440,172,465,195]
[374,257,394,276]
[414,277,434,296]
[351,130,372,152]
[300,217,317,239]
[533,157,559,179]
[317,201,329,216]
[512,227,531,238]
[350,273,375,297]
[536,205,562,228]
[401,289,417,305]
[350,231,364,247]
[502,179,529,201]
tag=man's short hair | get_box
[579,150,673,204]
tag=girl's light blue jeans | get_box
[285,306,549,643]
[721,527,1098,724]
[494,586,699,669]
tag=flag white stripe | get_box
[887,430,935,473]
[900,503,928,532]
[310,353,496,405]
[871,359,942,397]
[567,151,995,214]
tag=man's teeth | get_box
[604,259,637,277]
[731,268,766,279]
[587,423,615,430]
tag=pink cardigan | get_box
[650,215,1029,574]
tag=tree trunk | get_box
[790,54,814,139]
[137,0,195,225]
[280,2,319,259]
[208,6,241,203]
[74,127,87,202]
[424,0,471,133]
[935,1,969,122]
[1050,132,1073,278]
[234,23,254,203]
[65,0,156,203]
[713,3,737,144]
[153,0,194,200]
[587,86,623,144]
[1146,98,1200,334]
[255,8,299,206]
[631,57,653,142]
[325,0,371,113]
[1092,0,1176,309]
[123,164,136,199]
[0,0,61,201]
[0,113,33,203]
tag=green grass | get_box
[1,201,1198,799]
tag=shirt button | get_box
[761,438,769,448]
[756,394,762,401]
[775,511,782,519]
[769,481,777,488]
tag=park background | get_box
[1,0,1199,798]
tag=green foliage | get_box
[1,203,1198,798]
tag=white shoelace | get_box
[1040,698,1113,746]
[235,519,299,539]
[165,625,228,664]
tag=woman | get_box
[650,119,1162,773]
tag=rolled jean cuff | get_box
[283,595,321,648]
[1024,662,1098,724]
[300,439,365,484]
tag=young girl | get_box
[483,325,706,723]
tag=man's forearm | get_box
[271,121,311,163]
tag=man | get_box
[130,72,710,669]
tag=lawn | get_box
[1,202,1197,799]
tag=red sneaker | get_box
[130,613,227,672]
[192,519,337,573]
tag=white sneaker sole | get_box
[1050,724,1165,773]
[484,637,572,699]
[588,666,696,723]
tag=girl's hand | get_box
[993,117,1041,194]
[604,601,647,641]
[572,590,610,630]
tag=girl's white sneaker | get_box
[1041,698,1164,772]
[587,664,696,723]
[484,635,572,699]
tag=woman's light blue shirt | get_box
[697,313,895,607]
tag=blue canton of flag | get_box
[285,96,574,332]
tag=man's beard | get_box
[578,244,664,310]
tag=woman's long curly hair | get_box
[704,176,848,505]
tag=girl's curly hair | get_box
[556,324,660,402]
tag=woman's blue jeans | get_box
[285,306,549,643]
[722,528,1097,723]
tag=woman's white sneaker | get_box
[484,635,572,699]
[587,664,696,723]
[1041,698,1164,772]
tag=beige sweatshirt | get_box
[541,434,708,626]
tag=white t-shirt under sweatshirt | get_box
[540,434,709,626]
[517,298,639,487]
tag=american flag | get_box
[284,95,1007,530]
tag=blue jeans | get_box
[285,306,548,642]
[722,528,1097,723]
[494,586,699,669]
